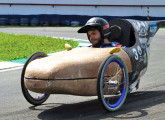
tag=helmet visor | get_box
[78,24,100,33]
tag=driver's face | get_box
[87,29,101,46]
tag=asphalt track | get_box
[0,27,165,120]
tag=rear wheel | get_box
[21,52,50,105]
[97,55,129,111]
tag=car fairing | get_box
[24,47,132,96]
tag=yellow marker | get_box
[65,43,72,51]
[109,47,121,54]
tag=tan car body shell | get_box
[25,47,132,96]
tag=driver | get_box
[78,17,122,48]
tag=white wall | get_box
[0,0,164,17]
[0,5,147,16]
[2,0,165,5]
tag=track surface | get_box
[0,27,165,120]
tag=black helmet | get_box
[78,17,111,38]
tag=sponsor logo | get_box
[150,23,157,36]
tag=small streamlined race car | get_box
[21,18,165,111]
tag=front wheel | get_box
[97,55,129,111]
[21,52,50,106]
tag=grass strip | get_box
[0,32,79,61]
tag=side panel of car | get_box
[123,20,150,83]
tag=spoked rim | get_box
[97,55,128,111]
[101,59,126,108]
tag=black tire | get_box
[21,52,50,105]
[97,55,129,111]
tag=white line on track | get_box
[0,62,23,72]
[0,66,23,73]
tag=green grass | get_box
[0,32,79,61]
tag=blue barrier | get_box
[0,14,164,26]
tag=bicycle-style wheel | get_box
[97,55,129,111]
[21,52,50,105]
